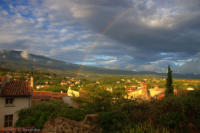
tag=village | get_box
[0,70,199,129]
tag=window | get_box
[4,115,13,127]
[5,98,14,105]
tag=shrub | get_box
[15,99,86,128]
[99,111,128,132]
[16,89,200,133]
[122,122,170,133]
[149,90,200,133]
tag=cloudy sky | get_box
[0,0,200,74]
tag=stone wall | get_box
[42,114,102,133]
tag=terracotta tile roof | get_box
[32,91,68,103]
[33,91,68,97]
[157,93,165,100]
[32,91,52,99]
[125,88,136,91]
[0,81,32,97]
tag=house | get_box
[67,87,79,97]
[154,89,184,100]
[186,87,194,91]
[0,76,32,128]
[126,82,150,100]
[104,87,113,92]
[60,80,67,86]
[36,84,49,89]
[149,88,165,97]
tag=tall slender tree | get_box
[165,65,174,96]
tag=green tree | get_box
[165,65,174,96]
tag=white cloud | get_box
[37,17,45,22]
[60,29,68,33]
[21,51,30,60]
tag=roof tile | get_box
[0,81,32,96]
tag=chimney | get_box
[30,76,34,88]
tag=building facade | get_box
[0,77,32,128]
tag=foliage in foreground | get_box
[16,90,200,133]
[75,89,200,133]
[121,122,170,133]
[15,99,86,129]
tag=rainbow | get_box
[75,7,134,79]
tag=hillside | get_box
[0,50,153,75]
[0,50,199,78]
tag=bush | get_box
[98,90,200,133]
[99,111,128,132]
[122,122,170,133]
[16,89,200,133]
[15,99,86,128]
[149,90,200,133]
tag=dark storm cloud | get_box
[45,0,200,60]
[46,0,200,73]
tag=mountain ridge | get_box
[0,50,199,79]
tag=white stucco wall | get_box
[127,89,143,99]
[67,88,79,97]
[127,89,165,99]
[0,97,31,128]
[149,89,165,97]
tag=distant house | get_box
[67,88,79,97]
[60,80,67,86]
[126,82,150,100]
[186,87,194,91]
[126,82,168,100]
[149,88,165,97]
[0,76,32,128]
[154,89,186,100]
[36,85,49,89]
[105,87,113,92]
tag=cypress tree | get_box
[165,65,174,96]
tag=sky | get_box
[0,0,200,74]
